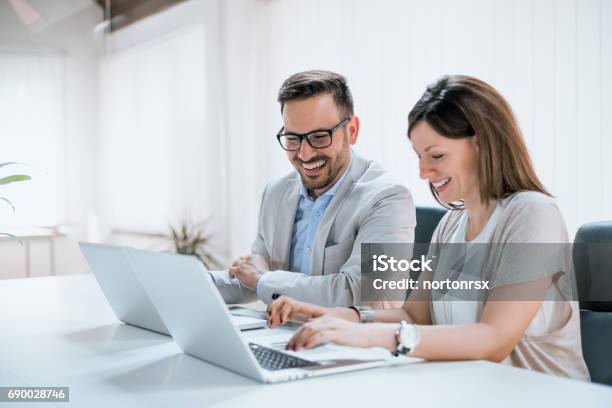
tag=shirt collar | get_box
[299,151,353,200]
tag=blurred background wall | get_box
[1,0,611,278]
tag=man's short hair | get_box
[277,70,354,117]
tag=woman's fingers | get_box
[267,296,330,330]
[267,301,279,327]
[267,296,291,327]
[292,326,330,350]
[267,297,281,327]
[280,303,292,325]
[286,325,310,350]
[303,330,335,349]
[287,318,340,350]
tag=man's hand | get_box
[228,254,270,290]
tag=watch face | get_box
[400,324,417,348]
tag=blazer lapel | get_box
[270,177,301,270]
[309,151,369,276]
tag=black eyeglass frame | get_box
[276,117,351,151]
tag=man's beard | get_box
[294,150,347,192]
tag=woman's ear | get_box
[470,134,479,152]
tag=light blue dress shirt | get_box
[256,156,352,296]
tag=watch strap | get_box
[349,306,375,323]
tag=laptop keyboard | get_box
[249,343,318,371]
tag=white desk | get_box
[1,274,611,408]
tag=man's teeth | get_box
[432,178,450,188]
[303,160,327,170]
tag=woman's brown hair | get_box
[407,75,549,210]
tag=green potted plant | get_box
[1,162,31,237]
[169,219,222,270]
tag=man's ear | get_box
[348,116,360,145]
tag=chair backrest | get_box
[573,221,612,312]
[573,221,612,385]
[403,207,446,299]
[579,310,612,385]
[415,206,447,244]
[414,206,447,259]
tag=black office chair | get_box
[573,221,612,385]
[414,206,447,258]
[405,207,447,299]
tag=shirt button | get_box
[306,246,311,251]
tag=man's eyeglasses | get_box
[276,117,351,151]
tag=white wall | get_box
[0,3,103,278]
[247,0,612,240]
[97,0,230,264]
[96,0,612,266]
[0,1,102,235]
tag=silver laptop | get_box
[79,243,267,334]
[123,247,417,383]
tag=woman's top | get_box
[427,191,590,380]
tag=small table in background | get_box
[0,226,64,277]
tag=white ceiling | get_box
[0,0,97,36]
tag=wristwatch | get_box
[393,321,420,356]
[349,306,375,323]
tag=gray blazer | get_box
[210,150,416,307]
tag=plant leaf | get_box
[0,175,31,185]
[0,197,15,212]
[0,162,21,170]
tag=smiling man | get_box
[209,70,416,308]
